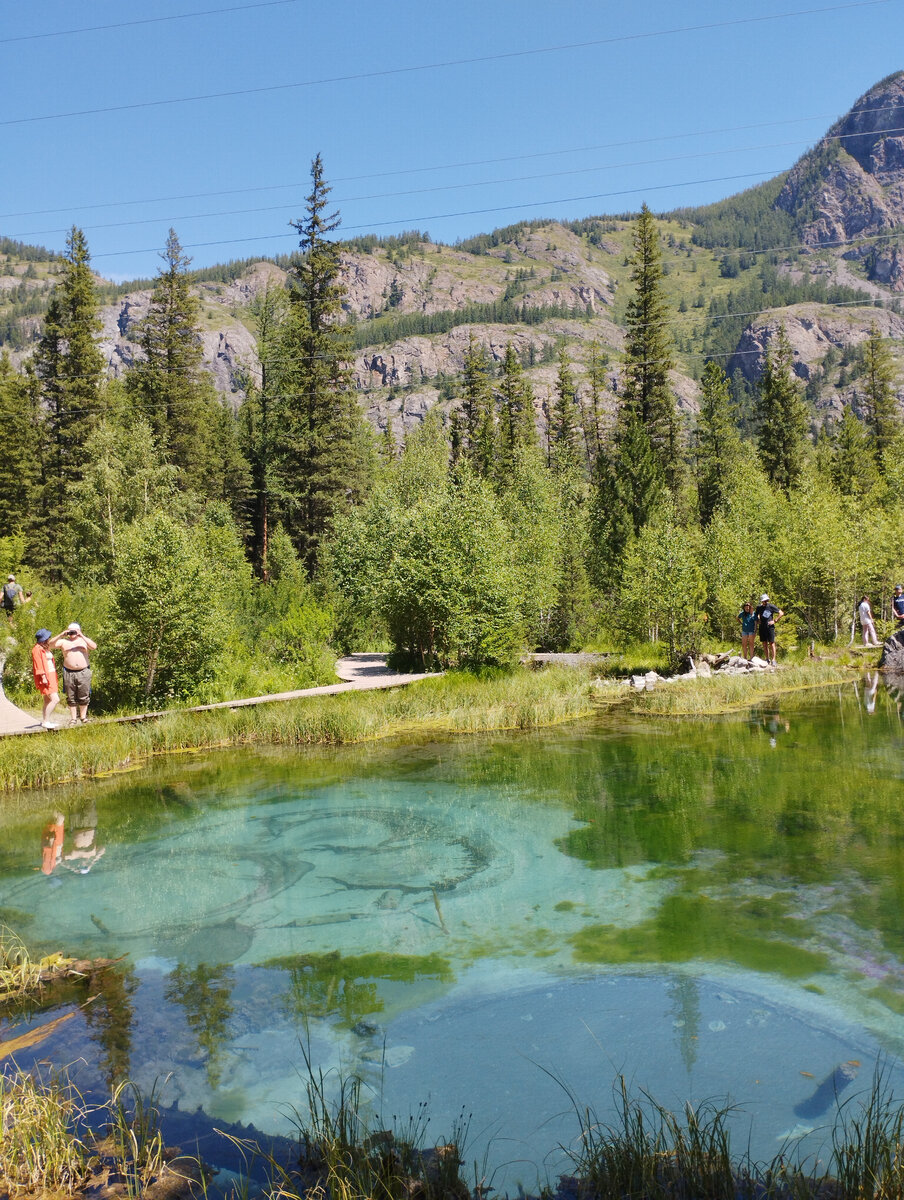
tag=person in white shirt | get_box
[858,595,879,647]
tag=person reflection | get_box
[40,812,65,875]
[864,671,879,715]
[761,706,790,748]
[62,801,105,873]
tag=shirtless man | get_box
[47,622,97,724]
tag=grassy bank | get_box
[0,667,602,793]
[627,661,851,716]
[0,661,852,793]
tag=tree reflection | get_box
[164,963,235,1089]
[83,964,138,1088]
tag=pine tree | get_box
[590,410,664,590]
[127,229,236,498]
[460,334,495,477]
[580,340,609,468]
[240,283,289,579]
[757,324,810,492]
[697,360,741,525]
[0,354,42,542]
[860,322,900,463]
[496,342,536,481]
[549,349,581,472]
[284,155,373,569]
[33,226,105,573]
[832,407,877,495]
[623,205,678,484]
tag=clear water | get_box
[3,679,904,1190]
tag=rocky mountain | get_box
[5,71,904,436]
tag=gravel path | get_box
[0,653,441,737]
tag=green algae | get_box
[570,894,829,979]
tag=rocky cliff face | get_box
[776,73,904,256]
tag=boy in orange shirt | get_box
[31,628,61,729]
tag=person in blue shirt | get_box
[893,585,904,627]
[754,594,784,668]
[737,601,757,661]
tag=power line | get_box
[5,103,895,224]
[82,169,790,259]
[14,120,904,243]
[0,0,304,45]
[0,2,889,128]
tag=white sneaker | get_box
[41,721,59,730]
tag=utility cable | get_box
[7,100,904,224]
[0,1,890,127]
[0,1,304,45]
[16,123,904,242]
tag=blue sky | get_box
[2,0,902,281]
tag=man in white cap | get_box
[47,622,97,724]
[754,594,784,668]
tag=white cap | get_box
[66,621,82,635]
[760,594,769,602]
[7,575,13,581]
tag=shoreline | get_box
[0,660,851,795]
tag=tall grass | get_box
[219,1058,472,1200]
[0,1069,93,1195]
[0,667,602,793]
[628,662,847,717]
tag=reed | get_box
[629,662,847,717]
[0,667,600,793]
[0,924,43,998]
[0,1069,93,1194]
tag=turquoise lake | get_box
[2,677,904,1190]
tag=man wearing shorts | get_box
[48,622,97,724]
[754,594,784,668]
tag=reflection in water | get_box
[83,964,138,1088]
[164,964,235,1089]
[3,685,904,1182]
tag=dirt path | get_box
[0,653,440,737]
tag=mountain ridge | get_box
[5,72,904,436]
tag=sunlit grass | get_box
[628,662,848,716]
[0,667,601,792]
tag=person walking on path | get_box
[2,574,23,620]
[47,622,96,725]
[893,585,904,628]
[858,595,879,648]
[31,628,61,729]
[738,602,757,661]
[754,594,784,668]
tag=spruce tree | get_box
[496,342,536,482]
[580,340,609,467]
[284,155,373,569]
[33,226,105,572]
[0,354,41,542]
[860,322,900,463]
[697,360,740,525]
[622,205,678,484]
[240,283,290,579]
[757,324,810,492]
[128,229,236,499]
[550,349,581,472]
[832,407,877,495]
[459,334,495,478]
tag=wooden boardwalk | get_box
[0,653,440,737]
